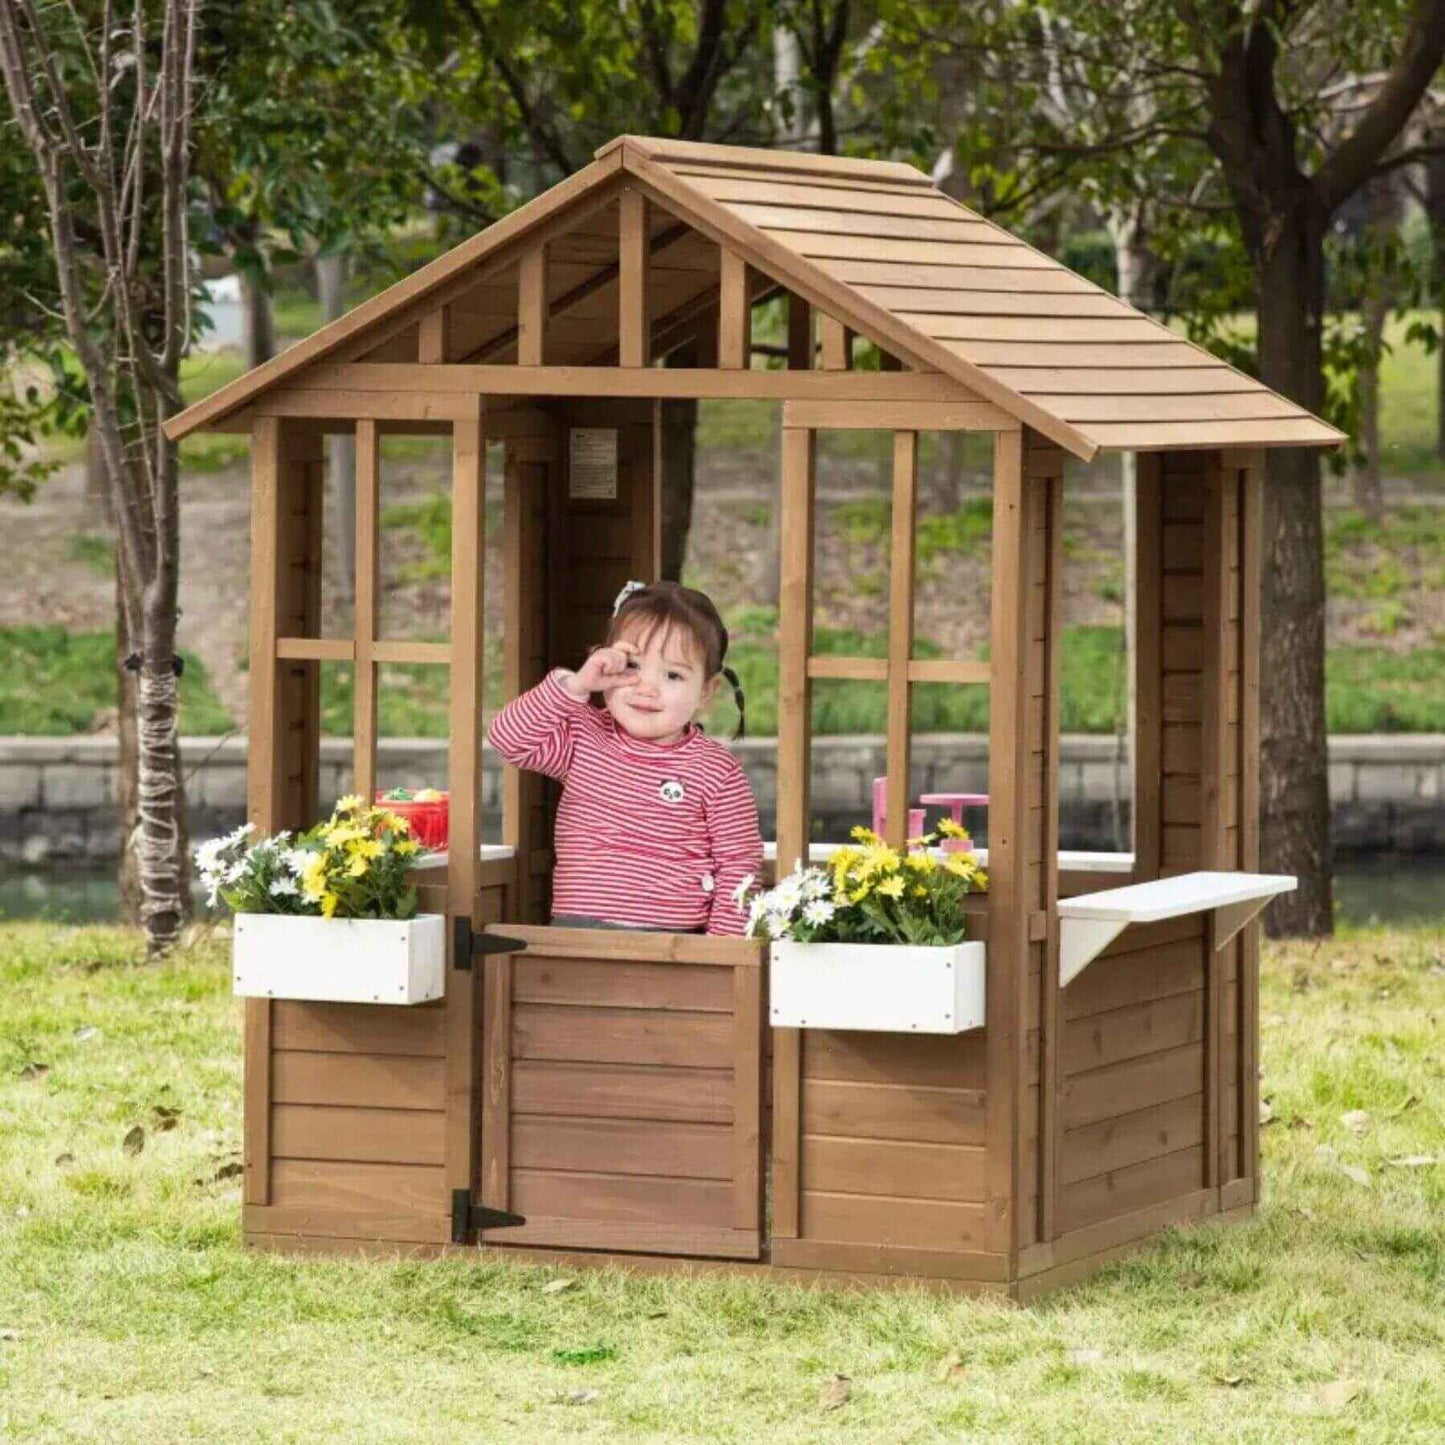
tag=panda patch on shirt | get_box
[659,779,685,803]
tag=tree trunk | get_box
[660,337,700,582]
[1353,284,1388,520]
[116,544,140,924]
[239,268,275,370]
[1254,198,1334,937]
[1425,141,1445,460]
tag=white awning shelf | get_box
[1057,871,1297,986]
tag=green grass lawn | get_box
[0,627,234,736]
[0,921,1440,1442]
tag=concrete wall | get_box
[1,733,1441,865]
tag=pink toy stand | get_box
[871,776,924,843]
[920,791,989,851]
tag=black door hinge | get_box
[452,917,528,971]
[452,1188,526,1243]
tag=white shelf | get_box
[408,844,516,872]
[1057,870,1296,986]
[762,842,1134,874]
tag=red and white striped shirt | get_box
[487,668,763,935]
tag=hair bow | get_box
[612,579,647,616]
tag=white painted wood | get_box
[769,939,986,1034]
[232,913,446,1004]
[1057,871,1296,986]
[760,841,1134,872]
[1059,918,1128,986]
[408,844,517,872]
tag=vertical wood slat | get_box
[481,955,511,1210]
[352,420,381,801]
[1133,452,1163,880]
[1199,451,1231,1192]
[771,424,816,1240]
[819,314,850,370]
[244,416,283,1208]
[787,294,813,371]
[418,305,450,364]
[733,964,763,1232]
[447,405,487,1207]
[1237,451,1264,1193]
[618,189,650,368]
[1038,471,1065,1242]
[985,428,1029,1261]
[883,431,918,850]
[719,249,750,369]
[517,244,548,367]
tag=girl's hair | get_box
[602,580,747,740]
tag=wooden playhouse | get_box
[167,136,1340,1300]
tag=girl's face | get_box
[606,619,719,745]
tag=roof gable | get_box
[167,135,1343,457]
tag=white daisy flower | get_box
[269,876,300,898]
[802,900,836,927]
[730,873,755,906]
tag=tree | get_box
[932,0,1445,935]
[0,0,200,952]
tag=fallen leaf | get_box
[122,1125,145,1156]
[155,1116,179,1132]
[1386,1094,1420,1117]
[212,1163,243,1182]
[1259,1099,1275,1125]
[1068,1348,1104,1366]
[54,1153,74,1168]
[1341,1110,1371,1134]
[646,1311,668,1320]
[1316,1379,1362,1408]
[73,1025,99,1042]
[1337,1163,1371,1187]
[0,1329,19,1342]
[820,1374,851,1410]
[1287,1116,1313,1131]
[1385,1155,1439,1168]
[1215,1372,1246,1387]
[13,1206,29,1220]
[18,1062,49,1081]
[541,1278,576,1296]
[936,1352,967,1381]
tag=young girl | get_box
[487,580,762,936]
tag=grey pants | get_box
[551,913,701,934]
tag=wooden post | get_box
[352,419,380,801]
[771,423,816,1240]
[787,294,813,371]
[418,305,450,364]
[244,417,324,1210]
[619,189,650,368]
[518,244,548,367]
[1237,450,1264,1197]
[719,249,750,369]
[882,431,917,851]
[819,314,850,371]
[985,428,1029,1262]
[1133,452,1163,880]
[447,402,487,1209]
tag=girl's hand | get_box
[572,639,639,696]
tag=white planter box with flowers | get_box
[198,798,442,1007]
[743,820,988,1036]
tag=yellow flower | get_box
[354,839,382,859]
[937,817,969,841]
[394,839,420,856]
[320,891,339,918]
[335,794,364,813]
[912,884,927,897]
[849,884,872,904]
[876,875,905,899]
[849,825,881,845]
[904,851,936,873]
[300,857,329,899]
[348,853,369,878]
[944,853,982,883]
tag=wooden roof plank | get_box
[729,203,1004,242]
[907,314,1179,344]
[853,287,1137,318]
[605,134,925,183]
[1082,418,1345,450]
[683,176,988,214]
[826,259,1101,292]
[783,233,1047,265]
[1034,391,1316,423]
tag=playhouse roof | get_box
[168,135,1343,459]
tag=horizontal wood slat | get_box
[272,1001,445,1056]
[800,1191,989,1251]
[801,1135,987,1202]
[803,1029,988,1091]
[512,1060,733,1124]
[511,1167,733,1229]
[1059,1095,1204,1187]
[511,1116,731,1179]
[511,1003,733,1070]
[1060,1042,1204,1131]
[802,1079,987,1145]
[269,1159,445,1218]
[1057,1145,1205,1234]
[272,1051,444,1112]
[510,958,735,1012]
[272,1105,445,1166]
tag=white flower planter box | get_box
[232,913,446,1005]
[769,939,986,1034]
